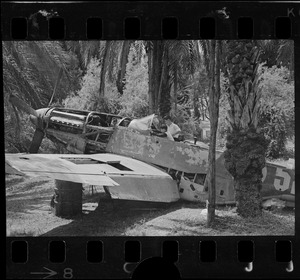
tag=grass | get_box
[6,175,295,236]
[122,206,294,236]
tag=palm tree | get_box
[63,41,102,72]
[116,41,131,95]
[145,40,164,114]
[99,40,112,98]
[3,41,79,108]
[145,40,201,117]
[3,41,80,152]
[158,42,172,117]
[277,40,294,79]
[3,41,43,109]
[66,40,133,97]
[257,40,294,81]
[223,40,268,218]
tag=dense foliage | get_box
[217,64,294,157]
[3,40,294,161]
[258,65,294,141]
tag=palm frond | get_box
[277,40,294,68]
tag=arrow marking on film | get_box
[30,267,57,279]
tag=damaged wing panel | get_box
[107,176,179,202]
[5,153,119,187]
[5,153,180,203]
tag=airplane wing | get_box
[5,153,179,202]
[5,153,119,186]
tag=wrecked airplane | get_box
[5,97,295,217]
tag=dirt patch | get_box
[6,175,295,236]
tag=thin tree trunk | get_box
[147,41,163,114]
[206,40,216,226]
[193,91,200,120]
[290,50,294,81]
[192,73,200,120]
[116,41,131,95]
[157,46,166,114]
[154,41,163,113]
[174,63,178,115]
[147,42,155,114]
[158,43,171,117]
[201,40,210,74]
[99,40,112,98]
[206,40,221,227]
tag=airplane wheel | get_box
[53,180,83,217]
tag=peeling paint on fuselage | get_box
[122,129,145,156]
[106,127,212,174]
[175,146,208,167]
[46,124,295,206]
[146,137,162,158]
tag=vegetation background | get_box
[4,39,295,227]
[3,40,294,161]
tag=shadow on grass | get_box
[168,217,206,228]
[7,196,53,215]
[6,180,53,198]
[5,176,25,186]
[41,197,194,236]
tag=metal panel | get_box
[262,162,295,197]
[106,176,179,202]
[5,153,180,202]
[106,127,214,173]
[179,175,233,204]
[87,153,174,176]
[5,154,119,187]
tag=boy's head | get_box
[152,115,159,127]
[163,115,172,126]
[161,124,167,132]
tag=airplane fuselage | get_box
[33,107,295,206]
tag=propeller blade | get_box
[29,129,44,153]
[9,95,38,117]
[48,67,63,106]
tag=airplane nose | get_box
[29,115,38,126]
[29,108,50,126]
[35,108,49,117]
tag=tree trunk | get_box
[201,40,210,74]
[206,40,221,227]
[146,41,163,114]
[193,75,200,120]
[116,41,131,95]
[234,178,262,217]
[174,64,178,115]
[158,43,171,117]
[146,41,155,114]
[99,40,112,98]
[223,40,268,218]
[290,49,294,81]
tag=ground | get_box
[6,175,295,237]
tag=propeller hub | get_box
[29,108,50,128]
[35,108,50,118]
[29,115,38,126]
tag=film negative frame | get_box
[3,1,299,279]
